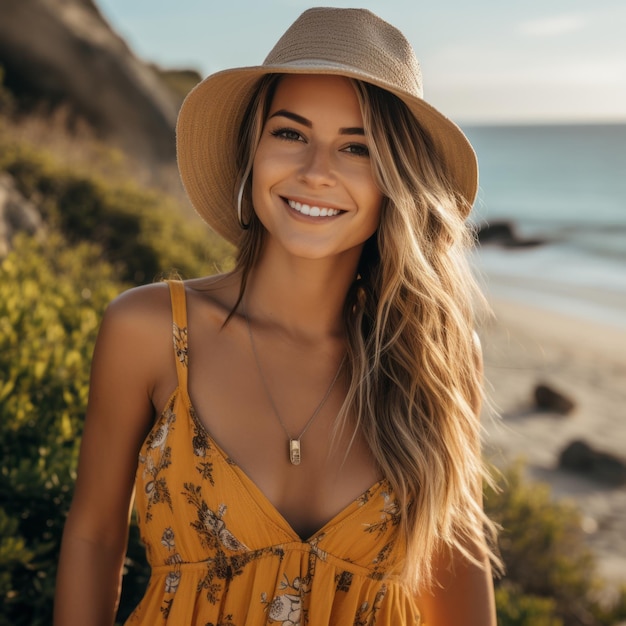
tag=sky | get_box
[96,0,626,124]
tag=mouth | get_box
[285,198,343,217]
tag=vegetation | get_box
[1,72,625,625]
[0,233,120,625]
[486,464,626,626]
[0,140,232,285]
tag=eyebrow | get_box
[269,109,365,136]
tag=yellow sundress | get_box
[125,280,421,625]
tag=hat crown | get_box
[263,8,423,98]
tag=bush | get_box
[0,233,122,625]
[486,463,624,626]
[0,140,234,285]
[495,582,563,626]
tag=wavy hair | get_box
[232,74,500,591]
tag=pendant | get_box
[289,439,301,465]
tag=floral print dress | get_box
[125,280,421,625]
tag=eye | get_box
[342,143,370,158]
[270,127,305,143]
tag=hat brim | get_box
[176,64,478,245]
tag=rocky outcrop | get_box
[476,220,546,248]
[0,173,45,257]
[0,0,180,163]
[559,440,626,486]
[533,383,576,415]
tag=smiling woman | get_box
[251,75,382,263]
[54,7,500,626]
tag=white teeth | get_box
[288,199,340,217]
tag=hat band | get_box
[260,59,424,100]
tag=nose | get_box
[297,143,336,187]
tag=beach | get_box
[478,295,626,587]
[460,122,626,591]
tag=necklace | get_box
[244,307,346,466]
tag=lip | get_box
[281,196,347,220]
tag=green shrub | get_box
[0,233,122,624]
[495,582,563,626]
[486,463,623,626]
[0,140,234,285]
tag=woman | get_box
[55,7,499,625]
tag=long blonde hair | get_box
[233,74,500,590]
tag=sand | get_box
[477,297,626,587]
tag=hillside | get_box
[0,0,196,164]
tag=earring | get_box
[237,177,250,230]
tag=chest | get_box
[182,320,380,539]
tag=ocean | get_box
[463,123,626,331]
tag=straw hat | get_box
[177,7,478,245]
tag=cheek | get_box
[251,141,286,199]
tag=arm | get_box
[417,544,496,626]
[54,285,172,626]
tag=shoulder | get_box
[105,280,173,322]
[94,281,175,373]
[101,275,238,339]
[91,282,181,407]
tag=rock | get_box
[0,0,180,163]
[533,383,576,415]
[0,172,45,257]
[559,440,626,486]
[475,220,546,248]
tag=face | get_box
[251,74,383,264]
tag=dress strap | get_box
[166,280,189,394]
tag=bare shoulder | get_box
[104,281,173,323]
[99,275,238,354]
[92,282,177,405]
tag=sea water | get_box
[463,123,626,330]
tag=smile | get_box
[287,199,341,217]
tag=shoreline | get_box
[478,297,626,587]
[472,246,626,334]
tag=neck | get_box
[242,245,361,342]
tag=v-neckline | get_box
[183,390,385,542]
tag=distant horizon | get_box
[459,118,626,127]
